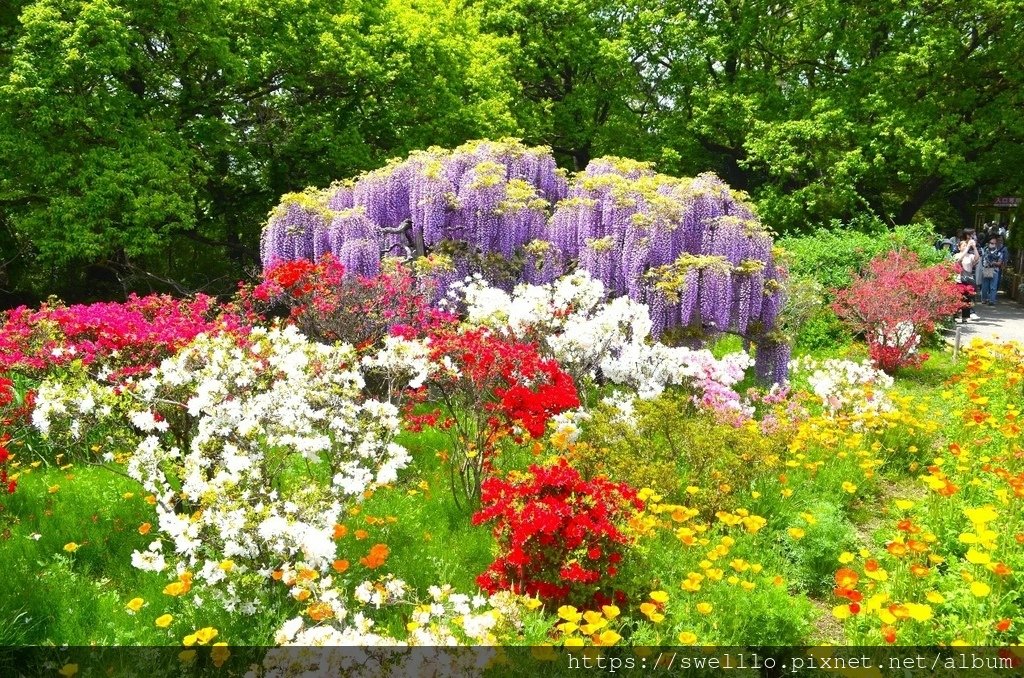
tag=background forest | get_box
[1,0,1023,304]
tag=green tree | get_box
[474,0,655,169]
[629,0,1024,232]
[486,0,1024,233]
[0,0,520,301]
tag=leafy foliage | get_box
[832,250,965,371]
[4,1,1024,301]
[569,391,788,511]
[779,223,946,291]
[0,0,520,300]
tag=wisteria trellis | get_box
[260,140,790,381]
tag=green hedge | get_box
[779,221,945,291]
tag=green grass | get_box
[0,465,170,644]
[0,425,505,646]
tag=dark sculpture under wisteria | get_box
[259,140,790,382]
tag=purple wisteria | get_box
[259,141,789,381]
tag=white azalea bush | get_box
[451,271,755,411]
[32,325,425,613]
[788,355,894,418]
[270,580,524,648]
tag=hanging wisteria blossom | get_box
[259,140,790,381]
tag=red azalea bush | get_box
[0,294,234,380]
[414,328,580,508]
[472,458,644,605]
[0,376,25,496]
[244,255,455,347]
[0,432,13,497]
[832,250,964,372]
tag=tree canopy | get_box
[2,0,1022,301]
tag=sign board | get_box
[994,196,1021,207]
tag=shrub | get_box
[779,222,945,291]
[30,326,417,612]
[472,458,644,605]
[0,374,37,499]
[777,273,826,342]
[0,294,233,380]
[831,250,964,372]
[795,308,851,352]
[568,391,788,512]
[244,255,454,347]
[413,327,580,509]
[457,271,760,406]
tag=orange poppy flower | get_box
[306,602,334,621]
[360,544,390,569]
[835,568,860,589]
[910,564,930,578]
[886,542,908,557]
[991,562,1012,577]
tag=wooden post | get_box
[953,325,962,360]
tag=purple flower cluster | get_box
[260,142,789,381]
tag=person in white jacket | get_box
[953,238,980,322]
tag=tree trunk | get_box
[572,145,591,172]
[895,175,943,225]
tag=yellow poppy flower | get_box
[649,590,669,603]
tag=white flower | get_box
[129,410,169,433]
[274,617,305,645]
[131,549,167,573]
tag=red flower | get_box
[473,458,643,606]
[832,250,965,372]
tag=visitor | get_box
[935,236,957,256]
[980,237,1001,305]
[953,240,979,322]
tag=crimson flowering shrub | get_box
[0,294,234,380]
[244,255,454,347]
[472,458,644,605]
[411,328,580,509]
[0,376,25,496]
[832,250,964,372]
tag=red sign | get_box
[994,196,1021,207]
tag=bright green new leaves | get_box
[0,0,519,298]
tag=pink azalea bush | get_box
[0,294,239,380]
[832,250,964,372]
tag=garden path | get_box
[943,293,1024,346]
